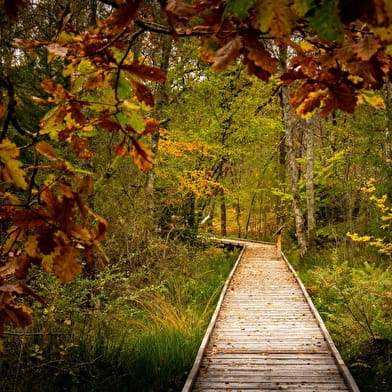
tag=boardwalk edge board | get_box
[281,251,360,392]
[181,245,246,392]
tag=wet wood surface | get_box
[182,240,360,392]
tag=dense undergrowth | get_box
[289,244,392,392]
[0,241,238,392]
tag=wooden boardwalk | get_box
[182,240,360,392]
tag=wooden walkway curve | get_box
[182,239,360,392]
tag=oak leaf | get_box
[166,0,198,18]
[143,118,160,135]
[212,36,243,72]
[0,255,30,279]
[93,117,121,132]
[106,3,139,32]
[131,80,154,107]
[12,209,45,229]
[13,38,44,49]
[2,302,33,329]
[52,246,82,283]
[123,61,166,82]
[113,138,128,156]
[46,43,68,59]
[71,135,93,160]
[36,141,59,161]
[0,139,27,190]
[243,33,278,75]
[352,35,381,61]
[131,140,154,171]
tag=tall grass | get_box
[0,245,238,392]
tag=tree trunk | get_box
[145,34,173,221]
[383,79,392,164]
[244,193,256,238]
[235,197,242,238]
[280,85,307,257]
[220,190,227,237]
[305,118,316,247]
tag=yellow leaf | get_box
[357,91,386,109]
[25,235,40,258]
[0,139,28,189]
[254,0,293,39]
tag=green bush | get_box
[0,244,238,392]
[297,249,392,392]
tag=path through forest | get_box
[182,240,360,392]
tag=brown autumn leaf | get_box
[131,80,154,107]
[113,138,128,156]
[46,43,68,57]
[353,34,381,61]
[13,38,45,49]
[69,102,87,124]
[212,36,243,72]
[56,182,74,198]
[71,135,93,160]
[331,83,358,113]
[40,188,61,218]
[11,209,46,229]
[123,61,166,82]
[83,72,105,91]
[93,117,121,132]
[166,0,198,18]
[37,227,57,255]
[143,118,160,135]
[93,221,108,242]
[244,59,271,81]
[0,104,4,120]
[243,34,278,75]
[79,176,93,196]
[131,139,154,171]
[35,141,59,161]
[0,281,46,304]
[51,245,82,284]
[106,2,140,32]
[0,255,30,279]
[41,79,58,94]
[2,302,33,328]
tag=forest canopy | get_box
[1,0,392,352]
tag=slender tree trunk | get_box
[89,0,98,26]
[235,197,242,238]
[305,118,316,247]
[280,85,307,257]
[145,35,173,220]
[220,189,227,236]
[383,79,392,163]
[244,193,256,238]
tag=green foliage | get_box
[309,0,344,42]
[297,248,392,392]
[0,245,238,392]
[224,0,257,17]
